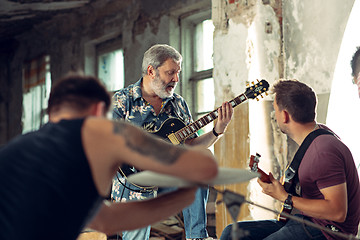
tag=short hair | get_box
[47,74,111,115]
[350,46,360,79]
[141,44,182,76]
[272,79,317,123]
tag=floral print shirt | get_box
[111,78,197,202]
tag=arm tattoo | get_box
[113,121,186,165]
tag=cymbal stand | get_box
[215,188,249,240]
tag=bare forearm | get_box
[259,176,347,223]
[293,196,346,222]
[88,188,197,235]
[186,131,219,148]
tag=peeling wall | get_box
[283,0,354,93]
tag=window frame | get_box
[180,9,214,121]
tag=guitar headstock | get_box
[249,153,261,172]
[245,79,270,100]
[249,153,271,183]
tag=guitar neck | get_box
[172,93,248,143]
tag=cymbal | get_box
[127,167,260,188]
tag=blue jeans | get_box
[112,174,209,240]
[183,187,209,238]
[220,214,327,240]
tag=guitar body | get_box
[277,204,292,222]
[152,118,187,144]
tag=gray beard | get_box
[150,78,175,99]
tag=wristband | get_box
[212,127,222,137]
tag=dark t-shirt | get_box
[0,119,102,240]
[299,128,360,239]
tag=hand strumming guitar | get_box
[257,172,288,203]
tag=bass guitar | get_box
[249,153,292,222]
[119,80,270,190]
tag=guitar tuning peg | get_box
[265,92,268,96]
[256,79,260,82]
[251,81,254,85]
[256,97,259,101]
[260,95,264,98]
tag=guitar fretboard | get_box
[173,93,248,143]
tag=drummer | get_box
[0,73,219,240]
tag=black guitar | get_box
[119,80,270,189]
[152,79,270,144]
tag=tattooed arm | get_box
[82,118,218,196]
[83,118,218,233]
[111,120,218,182]
[88,187,198,235]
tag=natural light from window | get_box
[98,49,124,92]
[195,19,214,72]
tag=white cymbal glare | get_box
[127,167,260,187]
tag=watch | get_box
[284,193,293,208]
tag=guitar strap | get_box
[283,128,334,196]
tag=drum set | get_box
[128,168,359,240]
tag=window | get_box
[97,49,124,92]
[22,55,51,133]
[180,11,215,137]
[96,38,124,93]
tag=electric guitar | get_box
[119,80,270,189]
[248,153,292,222]
[151,79,270,144]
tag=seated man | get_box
[0,73,219,240]
[220,80,360,240]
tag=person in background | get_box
[220,79,360,240]
[350,46,360,97]
[0,73,219,240]
[111,44,233,240]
